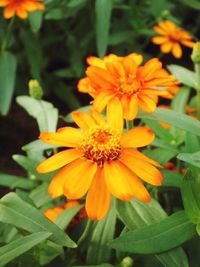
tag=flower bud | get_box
[28,79,43,100]
[191,42,200,64]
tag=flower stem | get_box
[125,120,133,130]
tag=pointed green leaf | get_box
[110,211,196,254]
[0,51,17,115]
[0,193,76,248]
[0,232,51,266]
[177,151,200,168]
[95,0,113,57]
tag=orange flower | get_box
[37,104,162,220]
[152,20,195,58]
[78,53,176,120]
[0,0,45,19]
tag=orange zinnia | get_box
[152,20,194,58]
[37,103,162,220]
[78,53,176,120]
[0,0,44,19]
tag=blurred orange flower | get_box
[37,105,162,220]
[0,0,44,19]
[152,20,194,58]
[78,53,177,120]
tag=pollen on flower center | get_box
[118,76,141,95]
[81,127,121,165]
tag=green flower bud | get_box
[191,42,200,64]
[28,80,43,100]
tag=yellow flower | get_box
[78,53,176,120]
[0,0,45,19]
[152,20,194,58]
[37,104,162,220]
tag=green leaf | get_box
[86,207,116,264]
[16,96,58,131]
[0,173,35,189]
[29,10,43,32]
[54,205,83,229]
[116,199,189,267]
[144,147,177,165]
[95,0,113,57]
[0,51,17,115]
[167,65,197,88]
[138,108,200,136]
[0,193,76,248]
[161,169,182,188]
[171,87,190,113]
[110,211,196,254]
[181,171,200,224]
[177,151,200,168]
[181,0,200,9]
[29,183,52,208]
[151,138,179,153]
[0,231,51,266]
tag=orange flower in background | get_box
[37,104,162,220]
[152,20,194,58]
[78,53,177,120]
[0,0,45,19]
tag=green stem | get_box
[197,90,200,120]
[1,17,15,51]
[125,120,133,130]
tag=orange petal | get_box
[123,148,161,167]
[142,88,169,96]
[39,128,82,147]
[128,53,143,65]
[153,25,168,35]
[3,5,15,18]
[104,160,150,202]
[71,110,97,129]
[89,108,106,125]
[160,42,173,53]
[120,150,162,185]
[16,7,27,19]
[93,91,114,112]
[172,43,182,58]
[152,36,168,44]
[0,0,8,7]
[106,61,125,79]
[139,58,162,80]
[63,158,97,199]
[86,56,106,68]
[138,94,156,113]
[86,167,110,220]
[106,97,123,131]
[121,94,138,120]
[122,56,137,75]
[36,148,82,173]
[121,126,154,147]
[181,40,195,48]
[48,158,80,197]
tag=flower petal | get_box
[160,42,173,53]
[36,148,82,173]
[121,126,154,147]
[138,58,162,80]
[3,5,15,18]
[106,97,123,131]
[39,127,82,147]
[93,91,114,112]
[86,167,110,220]
[172,43,182,58]
[120,150,162,185]
[71,110,97,129]
[89,108,106,125]
[152,36,169,44]
[138,94,156,113]
[63,158,97,199]
[123,148,161,167]
[16,7,27,19]
[104,160,150,202]
[121,94,138,120]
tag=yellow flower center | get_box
[81,126,121,165]
[118,75,141,94]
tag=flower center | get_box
[118,75,141,94]
[81,127,121,166]
[170,29,182,41]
